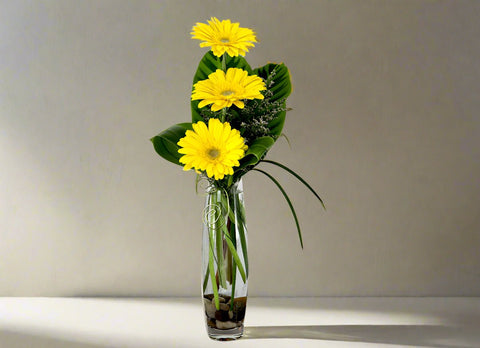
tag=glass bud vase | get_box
[201,179,248,340]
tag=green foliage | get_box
[253,63,292,138]
[253,168,304,249]
[151,60,295,189]
[189,53,293,145]
[261,159,326,210]
[150,123,192,166]
[254,63,292,102]
[232,136,275,182]
[242,136,275,165]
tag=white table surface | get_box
[0,297,479,348]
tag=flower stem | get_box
[221,53,227,72]
[221,53,227,123]
[221,108,226,123]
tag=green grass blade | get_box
[221,223,247,282]
[261,159,326,210]
[221,191,235,223]
[208,227,220,310]
[253,168,304,249]
[227,193,249,277]
[213,192,226,288]
[229,221,237,310]
[237,220,248,276]
[279,133,292,149]
[202,266,209,292]
[225,237,247,283]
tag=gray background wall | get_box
[1,0,479,296]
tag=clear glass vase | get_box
[201,179,248,340]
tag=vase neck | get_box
[205,178,243,195]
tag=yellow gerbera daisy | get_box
[177,119,248,180]
[192,68,266,112]
[191,17,257,57]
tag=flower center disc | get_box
[222,90,234,97]
[220,38,230,43]
[207,148,220,159]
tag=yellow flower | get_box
[192,68,266,112]
[177,119,248,180]
[191,17,257,57]
[177,118,248,180]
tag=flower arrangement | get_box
[151,18,324,339]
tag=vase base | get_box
[207,325,244,341]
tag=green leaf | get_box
[202,266,209,292]
[238,222,249,276]
[224,53,253,75]
[279,133,292,149]
[268,109,287,138]
[208,227,220,310]
[228,193,249,277]
[221,223,247,283]
[150,123,192,166]
[253,168,304,249]
[238,136,275,169]
[191,51,253,123]
[192,52,221,85]
[253,63,292,137]
[254,63,292,102]
[245,136,275,159]
[192,52,253,85]
[214,192,227,288]
[261,159,326,210]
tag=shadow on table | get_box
[244,325,480,348]
[0,329,109,348]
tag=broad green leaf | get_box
[193,53,219,84]
[191,51,253,123]
[253,63,292,137]
[268,109,287,138]
[245,136,275,160]
[224,54,253,75]
[150,123,192,166]
[253,168,304,249]
[237,136,275,170]
[253,63,292,102]
[192,51,253,84]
